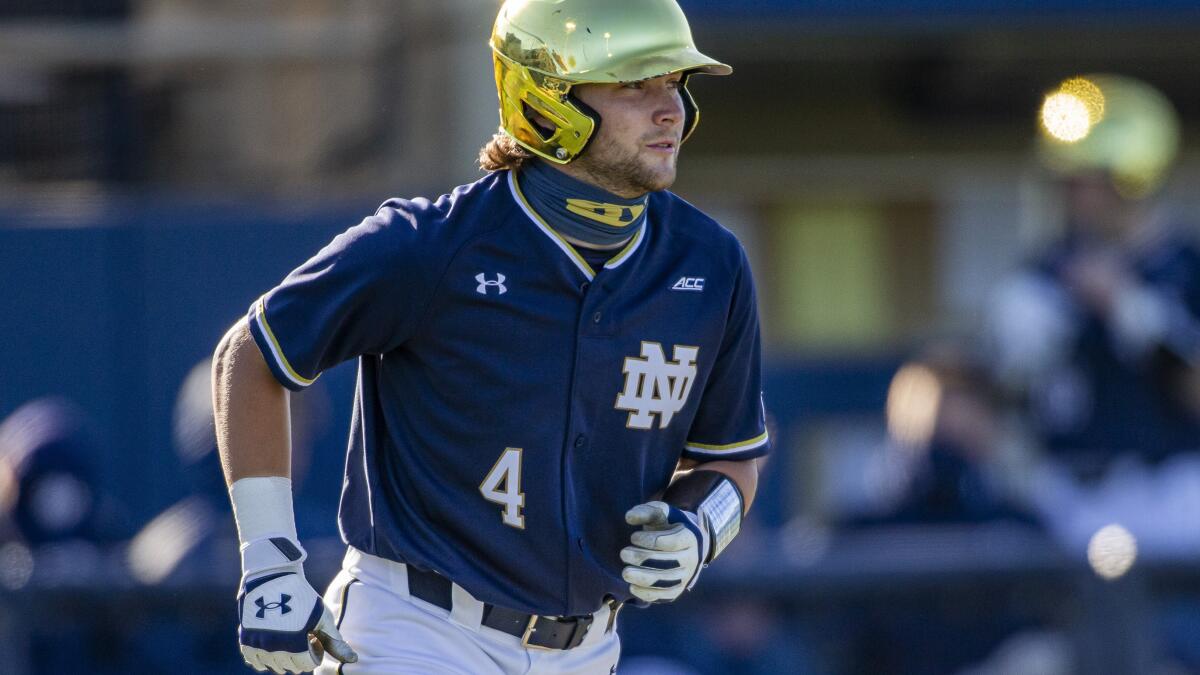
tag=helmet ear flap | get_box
[679,73,701,143]
[564,90,602,159]
[493,52,599,163]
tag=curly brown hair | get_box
[478,132,535,173]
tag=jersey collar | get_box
[508,170,647,281]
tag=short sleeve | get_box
[247,202,442,391]
[683,247,770,462]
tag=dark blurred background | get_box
[5,1,1200,673]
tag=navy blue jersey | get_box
[247,170,768,616]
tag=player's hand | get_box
[237,536,358,673]
[621,501,710,603]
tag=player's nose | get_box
[652,88,685,131]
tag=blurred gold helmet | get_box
[490,0,731,164]
[1037,74,1181,199]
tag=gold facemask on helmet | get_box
[1037,74,1181,199]
[491,0,731,164]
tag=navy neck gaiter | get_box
[517,159,648,249]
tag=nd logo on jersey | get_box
[615,342,700,429]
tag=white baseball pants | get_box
[314,547,621,675]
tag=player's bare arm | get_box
[212,318,357,673]
[213,317,291,482]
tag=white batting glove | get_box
[237,536,358,673]
[621,501,710,603]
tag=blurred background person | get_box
[0,397,132,674]
[856,343,1039,530]
[986,74,1200,557]
[834,344,1052,675]
[986,73,1200,673]
[0,397,127,551]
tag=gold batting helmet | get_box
[490,0,731,164]
[1037,74,1180,198]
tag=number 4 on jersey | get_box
[479,447,525,529]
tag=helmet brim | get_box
[515,46,731,84]
[611,47,732,81]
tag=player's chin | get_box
[650,172,677,192]
[637,160,677,192]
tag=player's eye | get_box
[622,81,644,90]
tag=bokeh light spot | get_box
[886,363,942,449]
[1041,92,1092,143]
[1059,76,1106,122]
[1087,523,1137,581]
[1041,76,1106,143]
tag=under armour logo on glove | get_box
[476,273,507,295]
[238,536,357,673]
[255,594,293,619]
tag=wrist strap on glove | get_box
[230,476,298,545]
[663,470,743,563]
[230,476,307,578]
[242,536,307,577]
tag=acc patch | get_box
[671,277,704,292]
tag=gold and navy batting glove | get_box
[622,471,743,603]
[237,536,357,673]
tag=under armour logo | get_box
[476,273,507,295]
[615,342,699,430]
[255,594,292,619]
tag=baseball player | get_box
[212,1,769,673]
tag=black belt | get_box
[406,566,614,651]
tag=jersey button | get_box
[580,282,590,292]
[574,434,586,448]
[592,311,602,323]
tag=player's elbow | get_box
[212,317,264,385]
[213,318,247,370]
[213,316,286,409]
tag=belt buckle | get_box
[521,615,557,652]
